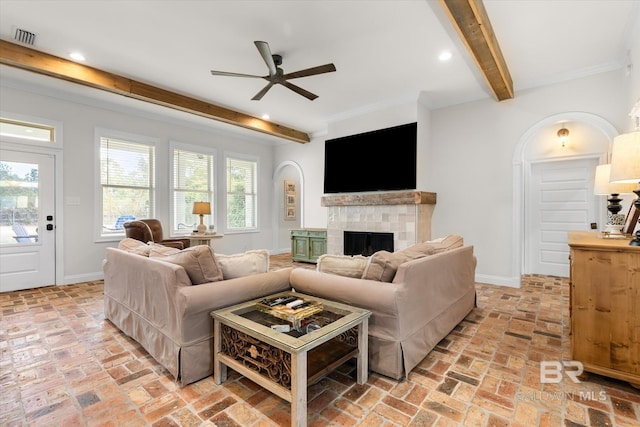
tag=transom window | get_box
[0,118,55,143]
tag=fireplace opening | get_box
[344,231,394,256]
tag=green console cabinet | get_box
[291,228,327,263]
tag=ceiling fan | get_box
[210,41,336,101]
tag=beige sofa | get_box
[290,244,477,380]
[104,236,476,384]
[103,245,291,386]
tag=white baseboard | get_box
[64,272,104,285]
[475,274,521,288]
[271,247,291,255]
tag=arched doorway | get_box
[512,112,616,278]
[272,161,304,253]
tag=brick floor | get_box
[1,268,639,426]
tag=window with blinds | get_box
[100,137,155,235]
[172,148,214,232]
[226,156,257,230]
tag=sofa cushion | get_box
[425,235,464,253]
[117,238,151,256]
[151,245,223,284]
[395,235,464,261]
[317,254,369,278]
[361,250,403,282]
[215,250,270,279]
[149,243,181,257]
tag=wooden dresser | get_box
[568,231,640,386]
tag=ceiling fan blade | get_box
[210,70,263,78]
[254,41,277,77]
[281,81,318,101]
[252,82,275,101]
[283,63,336,80]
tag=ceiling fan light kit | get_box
[210,41,336,101]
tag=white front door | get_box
[0,150,56,291]
[527,157,599,277]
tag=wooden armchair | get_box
[123,219,191,249]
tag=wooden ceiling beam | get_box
[439,0,514,101]
[0,40,310,144]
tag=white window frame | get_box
[224,151,259,233]
[95,128,157,242]
[169,141,217,236]
[0,111,63,150]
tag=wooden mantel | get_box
[321,191,437,207]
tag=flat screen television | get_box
[323,122,417,193]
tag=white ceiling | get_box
[1,0,638,138]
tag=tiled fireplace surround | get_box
[322,190,437,255]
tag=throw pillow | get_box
[316,254,369,278]
[215,250,270,279]
[361,250,403,282]
[424,235,464,254]
[149,243,181,258]
[152,245,223,285]
[117,238,151,256]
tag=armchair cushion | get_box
[123,219,191,249]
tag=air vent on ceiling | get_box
[13,28,37,46]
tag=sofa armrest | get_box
[392,246,476,336]
[103,247,192,337]
[290,268,399,316]
[176,268,293,344]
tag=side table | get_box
[188,233,223,247]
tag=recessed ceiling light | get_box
[439,51,452,61]
[69,52,85,61]
[262,114,270,120]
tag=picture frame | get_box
[623,203,640,235]
[284,179,296,221]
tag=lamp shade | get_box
[192,202,211,215]
[610,131,640,183]
[593,164,636,195]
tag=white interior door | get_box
[0,150,56,291]
[527,157,598,277]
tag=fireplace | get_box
[344,231,394,256]
[322,190,436,255]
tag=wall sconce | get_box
[557,126,569,148]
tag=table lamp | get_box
[192,202,211,234]
[593,164,636,234]
[610,128,640,245]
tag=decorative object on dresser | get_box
[192,201,211,234]
[593,164,636,235]
[568,231,640,387]
[290,228,326,263]
[610,101,640,244]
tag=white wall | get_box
[1,77,278,284]
[276,69,629,287]
[429,70,627,286]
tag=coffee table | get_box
[211,291,371,427]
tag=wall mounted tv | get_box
[323,122,417,193]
